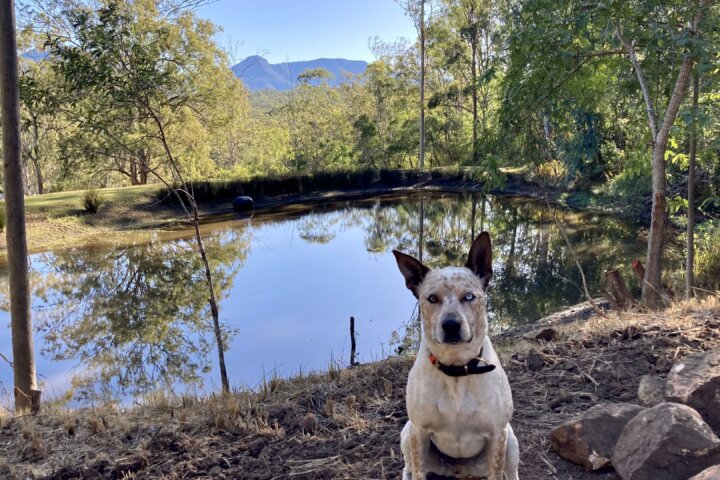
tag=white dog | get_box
[393,232,519,480]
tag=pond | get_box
[0,191,644,405]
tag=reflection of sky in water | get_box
[216,216,416,390]
[0,192,644,406]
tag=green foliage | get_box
[12,0,720,230]
[695,220,720,291]
[297,68,335,85]
[607,150,652,201]
[82,189,103,214]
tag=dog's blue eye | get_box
[463,293,476,302]
[427,294,439,304]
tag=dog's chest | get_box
[412,377,505,458]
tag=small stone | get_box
[524,327,558,342]
[550,403,645,470]
[638,375,666,407]
[246,438,267,457]
[527,350,546,371]
[536,327,558,341]
[689,465,720,479]
[549,389,572,409]
[300,412,318,434]
[612,402,720,480]
[666,348,720,431]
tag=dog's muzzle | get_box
[440,315,466,344]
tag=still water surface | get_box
[0,192,643,404]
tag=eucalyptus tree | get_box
[396,0,431,169]
[47,0,246,391]
[1,0,38,413]
[442,0,497,163]
[611,0,713,307]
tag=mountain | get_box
[231,56,367,91]
[20,49,48,61]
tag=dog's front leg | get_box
[407,423,431,480]
[486,426,509,480]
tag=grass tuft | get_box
[82,189,103,214]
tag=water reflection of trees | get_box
[31,229,250,401]
[360,193,642,326]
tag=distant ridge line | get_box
[231,56,367,91]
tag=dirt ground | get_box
[2,297,720,479]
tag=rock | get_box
[666,348,720,431]
[550,403,645,470]
[246,438,267,457]
[232,196,254,212]
[526,350,546,371]
[689,465,720,480]
[523,327,558,342]
[612,402,720,480]
[548,389,572,409]
[638,375,666,407]
[300,412,318,434]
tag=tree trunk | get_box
[418,0,425,170]
[31,117,44,194]
[642,147,667,308]
[1,0,39,413]
[192,202,229,393]
[418,197,424,263]
[471,41,478,164]
[130,157,139,185]
[686,71,699,299]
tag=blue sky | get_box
[196,0,417,64]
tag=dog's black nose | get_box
[441,317,462,342]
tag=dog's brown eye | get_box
[427,294,439,304]
[463,292,476,302]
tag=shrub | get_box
[82,189,103,214]
[607,150,652,200]
[533,159,567,187]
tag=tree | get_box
[48,0,239,391]
[1,0,38,412]
[613,0,711,307]
[444,0,495,163]
[397,0,429,169]
[686,71,699,299]
[498,0,717,307]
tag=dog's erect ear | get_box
[392,250,430,298]
[466,232,493,288]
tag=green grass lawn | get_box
[24,184,162,217]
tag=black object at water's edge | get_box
[233,196,254,212]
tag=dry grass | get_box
[1,296,719,479]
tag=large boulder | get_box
[689,465,720,480]
[612,402,720,480]
[550,403,645,471]
[666,348,720,431]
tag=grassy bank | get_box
[1,166,648,257]
[0,168,546,256]
[1,297,719,479]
